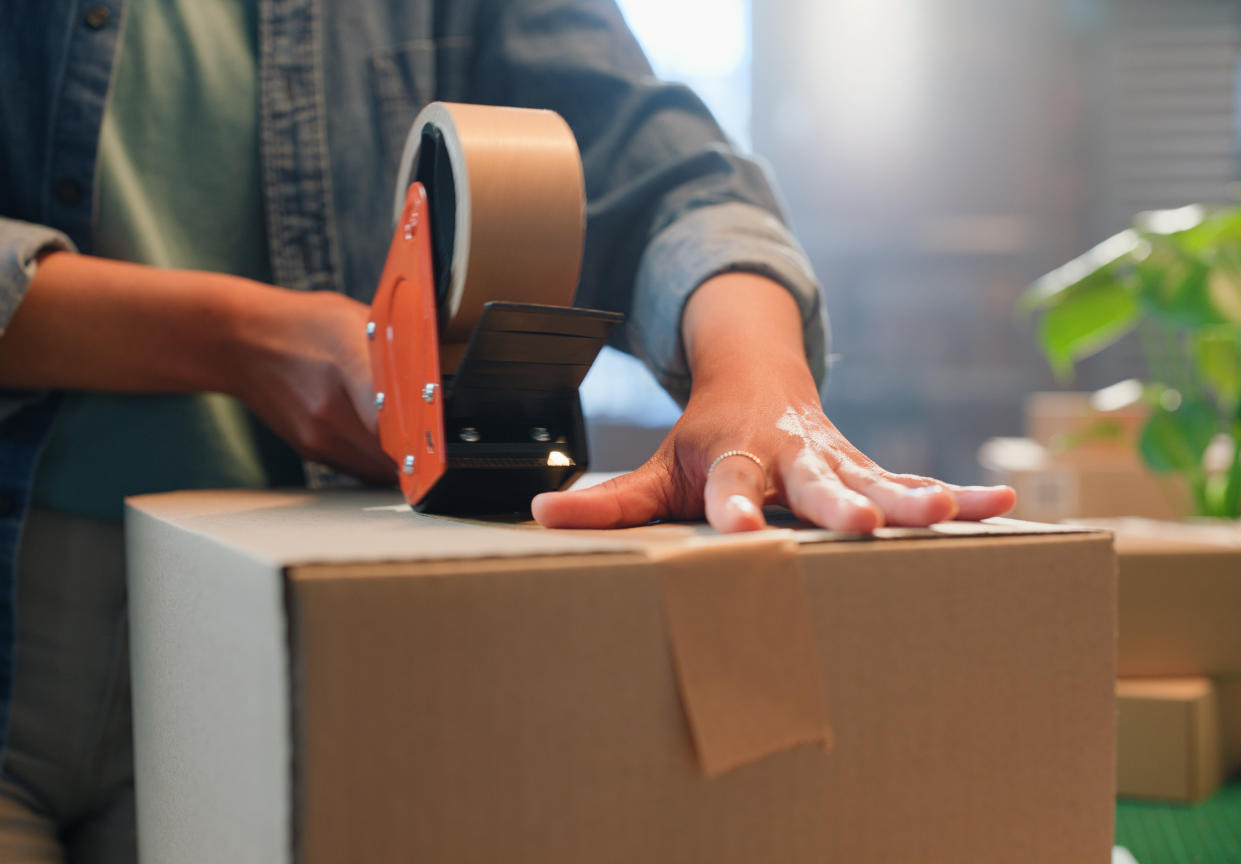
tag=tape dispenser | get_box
[368,103,622,514]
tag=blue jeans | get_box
[0,510,134,863]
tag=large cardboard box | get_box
[1115,678,1222,802]
[126,489,1116,864]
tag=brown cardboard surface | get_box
[1115,678,1221,802]
[651,536,832,777]
[127,489,1117,864]
[1072,520,1241,677]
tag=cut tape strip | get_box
[650,535,834,778]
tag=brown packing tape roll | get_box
[650,535,834,778]
[393,102,586,366]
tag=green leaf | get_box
[1037,276,1141,377]
[1223,425,1241,518]
[1021,230,1140,313]
[1134,246,1229,328]
[1172,206,1241,255]
[1207,248,1241,324]
[1193,327,1241,412]
[1138,398,1218,474]
[1221,424,1241,516]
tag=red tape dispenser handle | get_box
[368,182,446,505]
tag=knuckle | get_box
[306,389,341,427]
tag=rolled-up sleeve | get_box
[472,0,828,405]
[0,217,75,335]
[0,218,75,422]
[632,200,825,402]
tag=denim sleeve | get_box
[0,217,75,422]
[0,217,74,334]
[471,0,828,405]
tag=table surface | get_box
[1116,781,1241,863]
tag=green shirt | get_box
[33,0,302,522]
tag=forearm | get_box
[0,251,255,394]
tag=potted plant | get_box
[1022,204,1241,518]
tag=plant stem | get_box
[1189,468,1211,517]
[1224,422,1241,518]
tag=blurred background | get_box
[582,0,1241,482]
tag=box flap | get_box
[1069,517,1241,551]
[126,486,1099,570]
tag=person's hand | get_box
[533,375,1015,532]
[532,273,1015,533]
[227,287,395,483]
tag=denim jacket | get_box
[0,0,826,745]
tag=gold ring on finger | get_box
[708,449,765,476]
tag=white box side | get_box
[126,505,291,864]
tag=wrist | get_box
[202,275,283,398]
[683,272,815,392]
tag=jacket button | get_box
[56,179,83,205]
[84,5,112,29]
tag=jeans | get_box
[0,510,134,863]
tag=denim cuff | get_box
[0,219,74,423]
[0,218,76,335]
[630,202,828,405]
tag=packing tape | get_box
[393,102,586,366]
[650,535,834,777]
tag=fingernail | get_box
[726,494,759,518]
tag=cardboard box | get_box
[1025,391,1148,462]
[126,489,1116,864]
[1115,678,1222,802]
[979,437,1190,522]
[1075,520,1241,678]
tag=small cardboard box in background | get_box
[981,389,1191,523]
[1025,390,1148,462]
[979,438,1189,522]
[1116,678,1222,802]
[126,489,1117,864]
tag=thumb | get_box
[532,461,676,529]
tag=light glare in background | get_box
[617,0,752,148]
[811,0,925,159]
[582,0,755,428]
[619,0,747,78]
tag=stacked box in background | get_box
[982,392,1241,802]
[979,391,1189,523]
[1093,521,1241,802]
[1116,678,1222,802]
